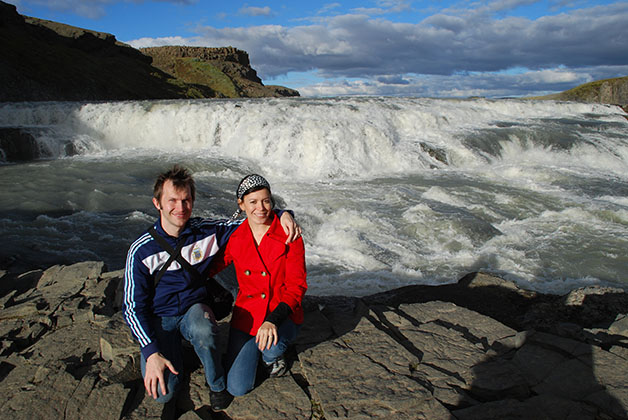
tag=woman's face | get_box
[238,188,273,225]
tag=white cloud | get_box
[127,36,190,48]
[173,2,627,83]
[296,65,628,98]
[239,6,272,17]
[13,0,197,19]
[481,0,540,14]
[524,68,582,84]
[120,2,628,97]
[317,3,342,15]
[351,0,411,15]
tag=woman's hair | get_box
[231,174,274,219]
[153,165,196,202]
[236,174,271,200]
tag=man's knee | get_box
[186,304,219,342]
[145,373,179,404]
[154,389,177,404]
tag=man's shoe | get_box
[210,389,233,411]
[264,355,288,377]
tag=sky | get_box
[6,0,628,98]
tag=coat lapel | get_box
[257,216,288,264]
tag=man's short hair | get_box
[153,165,196,202]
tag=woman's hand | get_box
[255,321,278,351]
[279,211,302,244]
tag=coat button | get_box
[244,270,251,276]
[261,293,266,299]
[261,271,267,276]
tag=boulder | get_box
[0,128,47,162]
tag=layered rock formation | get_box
[0,262,626,419]
[535,76,628,107]
[0,1,298,102]
[141,46,300,99]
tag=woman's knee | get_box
[227,380,253,397]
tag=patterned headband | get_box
[236,174,271,200]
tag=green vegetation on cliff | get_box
[0,1,298,102]
[533,76,628,106]
[140,46,299,99]
[174,58,239,98]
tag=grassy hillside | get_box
[174,58,239,98]
[532,76,628,106]
[141,46,300,99]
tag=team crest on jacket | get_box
[192,246,203,262]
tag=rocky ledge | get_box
[141,46,300,99]
[535,76,628,107]
[0,262,626,419]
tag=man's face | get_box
[152,179,193,237]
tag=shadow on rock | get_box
[295,272,627,419]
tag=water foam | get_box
[2,98,626,180]
[1,98,627,296]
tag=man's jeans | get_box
[140,303,224,403]
[224,319,299,396]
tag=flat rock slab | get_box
[181,363,312,420]
[0,366,129,420]
[299,337,450,419]
[224,374,312,420]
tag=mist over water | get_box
[1,97,627,296]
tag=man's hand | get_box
[255,321,279,351]
[279,211,302,244]
[145,352,179,399]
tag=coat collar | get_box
[265,214,289,243]
[236,214,285,239]
[236,215,288,261]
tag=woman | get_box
[214,174,307,397]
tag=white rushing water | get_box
[1,97,627,296]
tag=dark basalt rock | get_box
[0,128,48,161]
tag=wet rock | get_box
[0,128,47,162]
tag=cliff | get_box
[535,76,628,107]
[0,1,298,102]
[0,262,626,419]
[141,46,300,99]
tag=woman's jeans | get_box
[140,303,224,403]
[225,319,299,396]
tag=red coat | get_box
[218,215,307,335]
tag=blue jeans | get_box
[225,319,299,396]
[140,303,224,403]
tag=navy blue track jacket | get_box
[123,216,241,360]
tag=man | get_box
[123,165,299,410]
